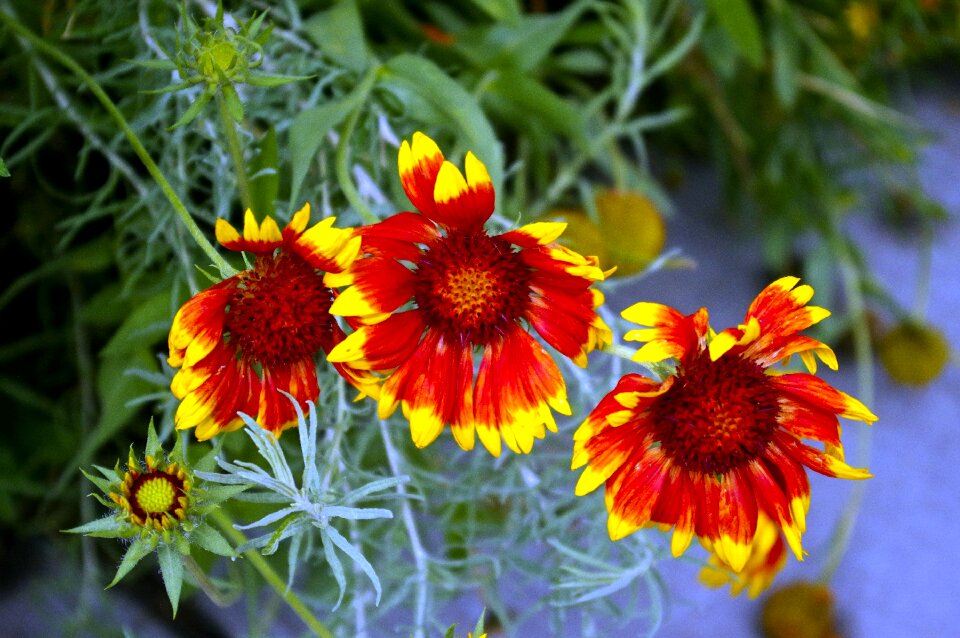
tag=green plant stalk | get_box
[210,508,335,638]
[216,91,254,213]
[0,10,234,276]
[336,67,380,225]
[913,221,934,320]
[379,419,427,638]
[820,249,876,584]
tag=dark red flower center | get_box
[648,351,781,475]
[224,252,335,368]
[413,230,531,347]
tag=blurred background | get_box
[0,1,957,636]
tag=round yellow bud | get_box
[877,321,950,386]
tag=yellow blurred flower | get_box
[699,513,789,599]
[545,189,666,277]
[845,2,878,41]
[760,581,842,638]
[877,321,950,386]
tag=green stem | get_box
[820,239,875,584]
[216,91,254,213]
[913,220,934,320]
[336,67,380,225]
[210,509,334,638]
[0,10,234,276]
[182,554,240,607]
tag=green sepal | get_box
[141,79,201,95]
[80,467,115,494]
[145,418,161,459]
[168,86,214,130]
[107,535,158,588]
[244,73,313,88]
[193,436,224,473]
[93,463,123,482]
[194,263,224,285]
[444,626,456,638]
[127,57,178,71]
[190,522,237,557]
[0,157,9,177]
[88,492,116,509]
[221,82,244,123]
[244,10,269,43]
[158,543,184,617]
[200,483,249,506]
[473,609,486,636]
[63,516,123,537]
[173,531,192,557]
[170,426,185,462]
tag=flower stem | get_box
[216,91,254,213]
[336,67,380,225]
[210,508,334,638]
[913,220,934,320]
[820,243,876,584]
[0,9,234,277]
[379,419,428,638]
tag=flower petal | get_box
[621,303,708,364]
[174,343,260,440]
[325,311,425,371]
[770,373,878,423]
[289,216,361,273]
[216,209,285,253]
[167,279,234,369]
[255,359,319,436]
[500,221,567,247]
[605,446,670,540]
[474,327,569,456]
[398,132,445,217]
[329,257,416,318]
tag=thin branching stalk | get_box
[913,221,934,319]
[336,67,380,224]
[820,225,876,583]
[25,45,199,289]
[348,516,369,638]
[378,419,428,638]
[209,508,335,638]
[183,555,240,607]
[216,91,254,212]
[0,7,234,276]
[68,274,100,616]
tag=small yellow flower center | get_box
[135,476,177,514]
[113,461,189,530]
[438,267,499,316]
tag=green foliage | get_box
[0,0,951,635]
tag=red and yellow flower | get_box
[572,277,876,572]
[327,132,612,456]
[168,204,377,440]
